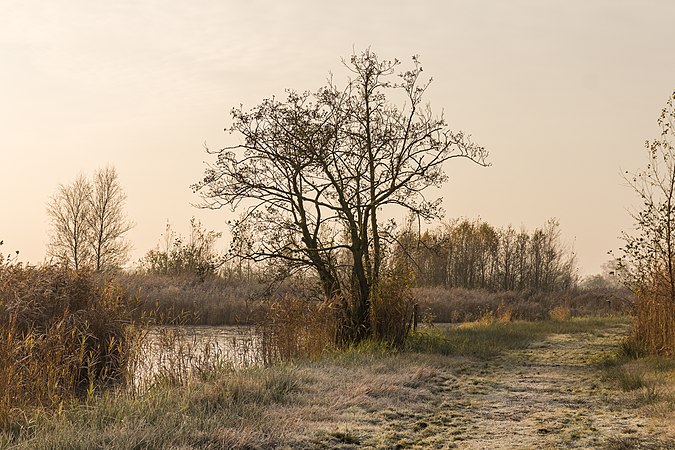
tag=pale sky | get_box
[2,0,674,276]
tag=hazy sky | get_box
[2,1,674,276]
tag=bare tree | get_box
[47,174,92,270]
[47,167,133,271]
[194,49,489,343]
[88,166,134,271]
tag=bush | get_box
[549,305,571,321]
[369,273,416,349]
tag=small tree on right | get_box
[618,90,675,356]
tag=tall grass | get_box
[633,277,675,356]
[258,295,337,362]
[119,273,633,328]
[0,264,140,429]
[369,274,416,349]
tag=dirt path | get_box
[288,321,674,449]
[419,327,667,448]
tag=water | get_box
[131,325,261,390]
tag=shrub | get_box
[369,273,416,349]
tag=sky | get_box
[1,0,674,276]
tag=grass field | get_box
[3,317,673,449]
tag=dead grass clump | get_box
[0,264,139,430]
[496,301,512,322]
[369,274,416,349]
[259,295,338,362]
[549,305,572,321]
[619,337,650,360]
[632,277,675,356]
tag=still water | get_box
[132,325,261,389]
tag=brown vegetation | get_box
[117,271,633,329]
[258,295,338,362]
[119,273,268,325]
[395,217,577,292]
[414,286,632,323]
[0,264,139,429]
[633,277,675,355]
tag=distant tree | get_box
[47,174,93,270]
[194,49,489,343]
[392,217,577,292]
[47,167,133,271]
[617,89,675,355]
[88,166,134,271]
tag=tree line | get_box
[394,217,578,292]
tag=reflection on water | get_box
[130,325,261,390]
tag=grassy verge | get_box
[601,338,675,420]
[406,317,617,359]
[0,365,301,449]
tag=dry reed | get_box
[0,265,140,429]
[633,275,675,356]
[258,295,338,362]
[414,286,632,323]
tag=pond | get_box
[131,325,262,389]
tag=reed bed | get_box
[414,286,633,323]
[120,274,632,331]
[632,276,675,356]
[0,265,140,430]
[258,295,338,363]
